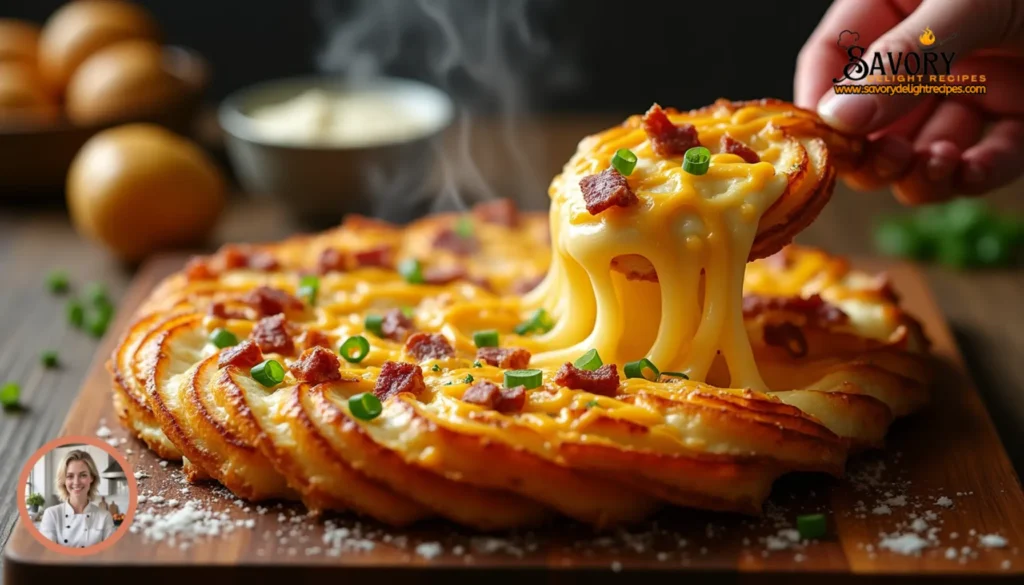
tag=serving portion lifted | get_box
[109,99,932,530]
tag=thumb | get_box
[816,0,1017,134]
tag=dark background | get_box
[5,0,832,115]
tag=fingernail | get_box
[963,162,986,184]
[872,138,911,179]
[926,156,954,182]
[818,94,877,133]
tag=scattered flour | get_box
[978,534,1007,549]
[878,533,929,555]
[415,542,443,559]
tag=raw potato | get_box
[38,0,159,92]
[67,124,226,262]
[66,40,184,126]
[0,19,41,66]
[0,62,59,125]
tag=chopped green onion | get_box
[573,349,603,371]
[504,369,543,390]
[624,358,660,381]
[1,382,20,410]
[431,364,441,372]
[463,374,474,384]
[67,300,85,328]
[251,359,285,387]
[683,146,711,175]
[611,148,638,176]
[472,361,482,368]
[298,275,319,306]
[47,271,70,294]
[661,371,689,380]
[85,311,110,338]
[365,314,384,337]
[473,329,499,348]
[797,513,827,540]
[401,305,416,318]
[209,328,239,349]
[348,392,383,420]
[455,216,474,239]
[514,308,555,336]
[585,399,599,409]
[85,282,110,307]
[339,335,370,364]
[398,258,424,284]
[41,350,59,368]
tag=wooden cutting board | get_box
[4,255,1023,584]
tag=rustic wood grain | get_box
[2,251,1022,583]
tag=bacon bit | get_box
[579,168,638,215]
[184,257,216,281]
[741,294,848,329]
[405,333,455,361]
[221,246,250,270]
[423,265,467,285]
[461,380,525,413]
[512,274,544,295]
[251,313,295,355]
[642,103,700,157]
[381,309,415,342]
[352,245,394,269]
[497,385,526,412]
[432,228,478,256]
[473,198,519,227]
[476,346,531,369]
[721,134,760,163]
[553,363,620,396]
[289,346,342,384]
[242,286,304,317]
[296,329,331,352]
[218,340,263,369]
[208,301,248,320]
[763,322,808,358]
[373,361,426,400]
[317,248,348,274]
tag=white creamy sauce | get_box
[247,89,438,147]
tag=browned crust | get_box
[389,398,659,529]
[306,385,551,530]
[221,377,428,525]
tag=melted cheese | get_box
[524,106,801,389]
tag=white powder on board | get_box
[878,533,929,555]
[979,534,1007,548]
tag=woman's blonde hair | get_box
[54,449,101,502]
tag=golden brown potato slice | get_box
[145,314,293,499]
[219,373,429,526]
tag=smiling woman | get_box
[38,449,116,549]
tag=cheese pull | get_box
[529,100,864,387]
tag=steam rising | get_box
[313,0,576,215]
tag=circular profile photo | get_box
[18,436,137,555]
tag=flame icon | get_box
[920,27,936,46]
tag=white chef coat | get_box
[39,502,115,548]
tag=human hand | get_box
[795,0,1024,204]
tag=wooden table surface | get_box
[2,119,1023,577]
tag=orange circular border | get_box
[17,435,138,556]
